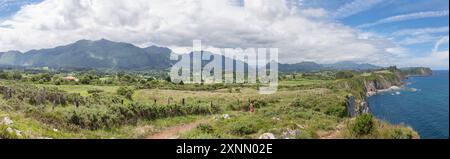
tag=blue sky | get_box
[0,0,448,69]
[0,0,42,18]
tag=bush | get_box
[389,128,414,139]
[12,72,22,80]
[325,105,347,118]
[335,71,355,79]
[0,124,21,139]
[64,102,221,130]
[87,89,104,94]
[229,121,258,135]
[197,123,214,133]
[351,113,374,135]
[117,87,134,100]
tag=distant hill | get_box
[323,61,381,71]
[0,39,173,70]
[279,62,324,72]
[279,61,381,72]
[0,39,382,72]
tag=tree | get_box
[335,71,354,79]
[165,76,172,83]
[117,87,134,100]
[0,72,10,80]
[12,72,22,80]
[351,113,374,135]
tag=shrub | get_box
[64,102,221,130]
[253,100,268,108]
[12,72,22,80]
[197,123,214,133]
[335,71,355,79]
[389,128,414,139]
[351,113,374,135]
[0,124,21,139]
[325,105,347,118]
[87,89,104,94]
[229,121,258,135]
[117,87,134,100]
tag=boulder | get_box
[1,117,13,125]
[282,129,300,139]
[223,114,231,119]
[259,133,276,139]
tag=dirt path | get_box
[320,122,345,139]
[146,120,207,139]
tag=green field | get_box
[0,69,420,139]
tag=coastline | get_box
[366,85,403,97]
[367,70,449,138]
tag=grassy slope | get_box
[0,69,420,139]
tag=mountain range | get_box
[0,39,381,72]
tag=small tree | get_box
[335,71,354,79]
[12,72,22,80]
[117,87,134,100]
[351,113,374,135]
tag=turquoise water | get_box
[369,70,449,139]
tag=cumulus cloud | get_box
[0,0,436,67]
[391,26,449,45]
[358,10,449,28]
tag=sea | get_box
[369,70,449,139]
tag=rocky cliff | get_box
[344,67,432,117]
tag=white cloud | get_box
[393,26,449,36]
[333,0,383,19]
[397,34,442,45]
[358,10,449,28]
[390,26,449,45]
[385,47,408,57]
[400,50,449,70]
[433,36,449,53]
[0,0,443,68]
[394,36,449,69]
[299,8,328,18]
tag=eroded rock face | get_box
[360,100,369,114]
[346,95,357,117]
[259,133,276,139]
[346,95,369,117]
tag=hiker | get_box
[249,101,254,113]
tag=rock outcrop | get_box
[345,67,432,117]
[259,133,276,139]
[346,95,369,117]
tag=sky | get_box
[0,0,448,69]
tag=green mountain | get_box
[0,39,382,72]
[0,39,172,70]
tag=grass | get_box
[340,118,419,139]
[0,69,421,139]
[37,84,120,96]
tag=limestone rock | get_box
[259,133,276,139]
[223,114,231,119]
[2,117,13,125]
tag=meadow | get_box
[0,69,419,139]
